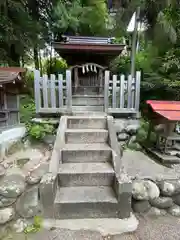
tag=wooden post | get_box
[34,70,41,113]
[112,75,117,108]
[50,74,56,108]
[74,67,79,94]
[42,74,48,108]
[135,71,141,111]
[58,74,63,108]
[104,71,110,112]
[66,70,72,111]
[99,69,103,94]
[127,74,132,109]
[120,74,125,109]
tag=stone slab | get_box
[65,129,108,144]
[62,143,112,163]
[58,162,114,187]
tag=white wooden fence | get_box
[104,71,141,114]
[34,70,72,113]
[34,69,141,114]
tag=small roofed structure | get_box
[53,36,125,95]
[0,67,26,128]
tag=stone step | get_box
[67,116,107,129]
[62,143,112,163]
[72,95,104,106]
[72,106,104,112]
[58,162,114,187]
[65,129,108,144]
[54,186,119,219]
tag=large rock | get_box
[157,180,180,196]
[16,186,41,218]
[0,196,17,208]
[114,119,126,133]
[132,180,160,200]
[125,124,140,135]
[117,133,129,141]
[132,200,151,213]
[0,207,15,224]
[42,134,56,145]
[168,205,180,217]
[0,174,25,198]
[150,197,173,209]
[26,163,49,185]
[173,194,180,206]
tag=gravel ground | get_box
[121,150,180,180]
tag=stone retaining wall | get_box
[114,118,141,150]
[132,178,180,217]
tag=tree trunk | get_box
[34,47,39,69]
[9,44,20,66]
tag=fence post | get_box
[120,74,125,108]
[104,71,109,112]
[135,71,141,111]
[34,70,41,113]
[112,75,117,108]
[66,70,72,112]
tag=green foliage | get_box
[26,123,55,140]
[20,97,36,123]
[24,216,43,234]
[42,57,68,76]
[53,0,109,37]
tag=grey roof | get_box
[62,35,115,45]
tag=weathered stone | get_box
[132,200,151,213]
[26,163,49,185]
[117,133,129,141]
[16,186,41,218]
[125,124,140,135]
[114,119,126,133]
[157,180,180,196]
[128,136,137,144]
[132,180,160,200]
[168,205,180,217]
[42,134,56,145]
[13,219,28,233]
[0,207,15,224]
[0,164,6,177]
[150,197,173,209]
[16,158,29,168]
[173,194,180,206]
[0,174,25,198]
[0,195,17,208]
[146,207,167,216]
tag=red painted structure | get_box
[147,100,180,121]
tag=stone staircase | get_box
[40,115,132,219]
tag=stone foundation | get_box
[132,178,180,217]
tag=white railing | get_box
[34,70,72,113]
[104,71,141,114]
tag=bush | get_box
[20,97,36,123]
[42,57,68,76]
[26,122,55,140]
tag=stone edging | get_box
[132,178,180,217]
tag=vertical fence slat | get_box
[58,74,63,108]
[42,74,48,108]
[127,75,132,109]
[50,74,56,108]
[66,70,72,110]
[120,74,125,108]
[104,71,109,112]
[112,75,117,108]
[34,70,41,113]
[135,71,141,111]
